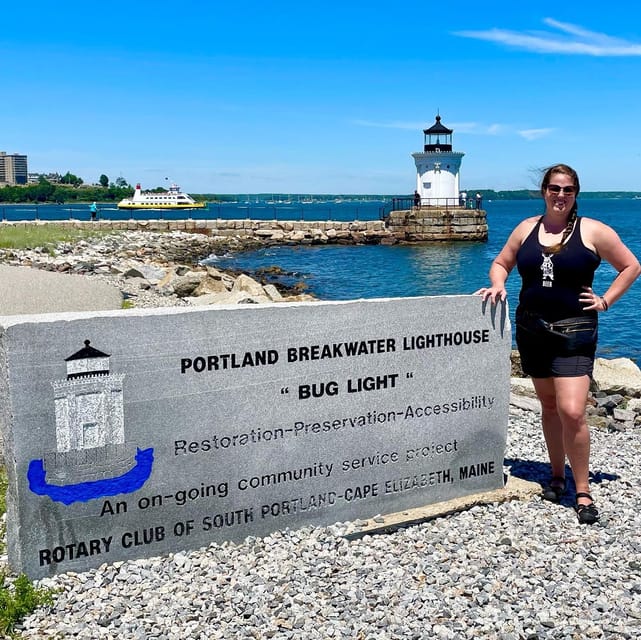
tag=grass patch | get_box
[0,224,113,251]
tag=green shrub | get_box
[0,573,54,636]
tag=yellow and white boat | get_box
[117,183,205,210]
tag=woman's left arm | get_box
[588,219,641,308]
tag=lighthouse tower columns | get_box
[412,115,465,207]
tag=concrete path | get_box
[0,264,122,316]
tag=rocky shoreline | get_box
[0,230,317,308]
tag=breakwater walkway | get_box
[2,218,391,245]
[1,208,488,244]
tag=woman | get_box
[477,164,640,524]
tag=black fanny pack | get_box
[516,311,598,354]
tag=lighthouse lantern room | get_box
[412,114,465,207]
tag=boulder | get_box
[593,358,641,395]
[263,284,283,301]
[232,274,266,297]
[172,273,206,297]
[121,263,167,283]
[191,276,229,296]
[509,393,540,413]
[613,408,636,422]
[510,377,535,396]
[586,415,611,430]
[626,398,641,412]
[205,265,232,283]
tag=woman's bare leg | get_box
[532,377,567,479]
[533,375,592,505]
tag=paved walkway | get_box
[0,264,122,316]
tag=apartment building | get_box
[0,151,28,186]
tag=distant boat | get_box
[117,183,205,210]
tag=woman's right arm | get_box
[477,220,532,304]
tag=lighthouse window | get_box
[83,422,99,448]
[423,182,431,189]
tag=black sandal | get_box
[575,492,599,525]
[542,476,566,503]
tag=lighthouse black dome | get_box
[423,115,453,152]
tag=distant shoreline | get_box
[2,191,641,207]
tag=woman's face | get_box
[543,172,576,218]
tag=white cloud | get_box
[518,128,555,140]
[454,17,641,56]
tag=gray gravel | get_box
[12,405,641,639]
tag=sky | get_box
[2,1,641,194]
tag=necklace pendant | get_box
[541,253,554,286]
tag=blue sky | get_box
[3,1,641,194]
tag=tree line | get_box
[0,174,134,204]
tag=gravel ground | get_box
[11,404,641,640]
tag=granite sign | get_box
[0,295,510,578]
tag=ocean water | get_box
[205,199,641,366]
[0,200,388,223]
[3,198,641,365]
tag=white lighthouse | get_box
[412,115,464,206]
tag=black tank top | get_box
[516,216,601,322]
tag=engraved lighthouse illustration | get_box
[28,340,154,505]
[53,340,125,466]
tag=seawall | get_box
[1,210,488,244]
[1,219,391,245]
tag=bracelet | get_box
[600,296,609,311]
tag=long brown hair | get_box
[540,163,580,254]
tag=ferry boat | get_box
[117,183,205,210]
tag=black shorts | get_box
[516,325,595,378]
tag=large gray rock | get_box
[171,273,205,298]
[232,274,266,297]
[1,295,511,578]
[191,276,229,297]
[593,357,641,395]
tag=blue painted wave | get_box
[27,447,154,505]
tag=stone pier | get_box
[386,208,488,241]
[2,212,488,244]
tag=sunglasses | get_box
[547,184,576,195]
